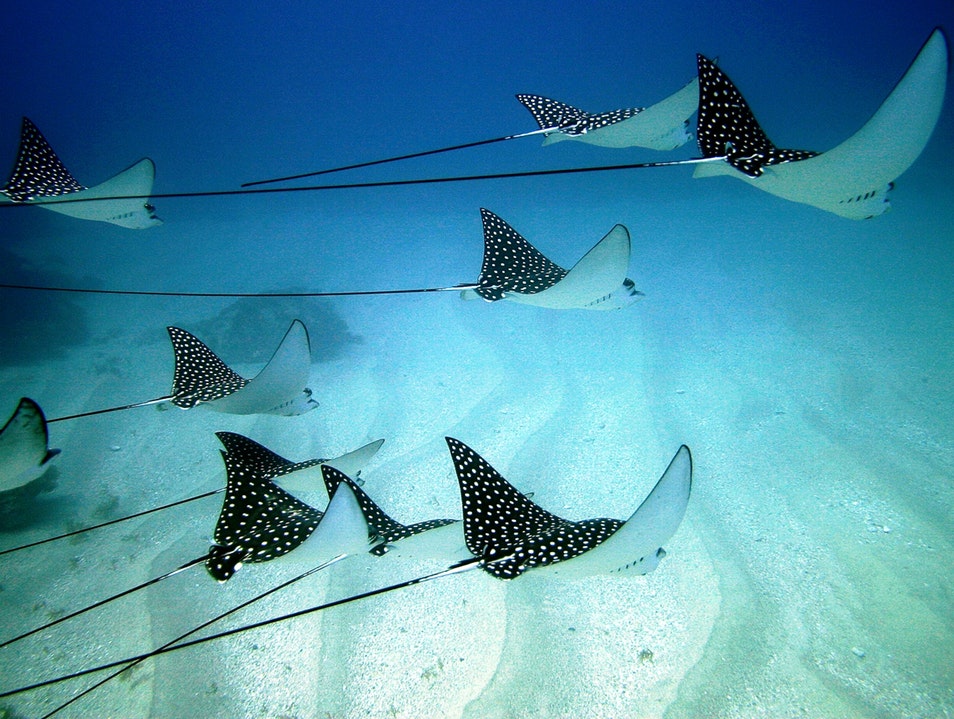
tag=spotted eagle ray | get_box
[0,431,378,650]
[0,117,161,228]
[0,437,693,708]
[2,209,645,310]
[0,439,391,718]
[241,79,698,186]
[6,464,461,717]
[692,27,949,218]
[516,78,697,151]
[212,437,461,564]
[206,444,374,581]
[0,398,59,493]
[445,437,692,578]
[48,319,317,422]
[0,433,384,558]
[460,208,644,310]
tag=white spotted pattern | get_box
[1,118,86,202]
[206,447,323,581]
[475,208,568,301]
[516,94,642,136]
[215,431,325,480]
[696,55,818,176]
[320,464,457,556]
[445,437,623,579]
[167,327,249,409]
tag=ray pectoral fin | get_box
[473,208,568,301]
[749,26,947,219]
[320,438,385,479]
[35,158,162,229]
[311,476,377,556]
[271,439,386,495]
[550,445,692,577]
[0,397,59,492]
[198,319,318,416]
[694,29,948,218]
[620,77,699,150]
[1,117,85,201]
[168,326,249,409]
[538,79,699,150]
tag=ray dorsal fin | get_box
[167,326,249,409]
[320,465,457,555]
[1,118,86,202]
[696,55,818,176]
[445,437,622,579]
[474,208,568,301]
[206,450,323,581]
[215,431,324,481]
[516,95,642,135]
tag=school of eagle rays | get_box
[0,27,948,716]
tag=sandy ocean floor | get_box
[1,204,952,719]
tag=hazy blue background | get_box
[1,1,951,304]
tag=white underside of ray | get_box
[507,224,635,310]
[20,158,162,229]
[206,319,317,416]
[0,399,59,492]
[376,522,471,564]
[274,439,385,494]
[269,482,373,569]
[693,28,949,219]
[544,445,692,578]
[543,78,698,150]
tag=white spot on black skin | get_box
[516,95,643,136]
[0,118,87,202]
[474,209,568,301]
[205,448,323,581]
[167,327,249,408]
[695,55,818,176]
[445,437,623,579]
[216,431,326,480]
[320,464,457,556]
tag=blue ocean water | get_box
[1,2,952,717]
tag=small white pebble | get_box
[882,526,891,534]
[109,445,121,452]
[851,647,866,658]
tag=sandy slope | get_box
[1,235,952,718]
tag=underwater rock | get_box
[185,293,361,364]
[0,248,91,366]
